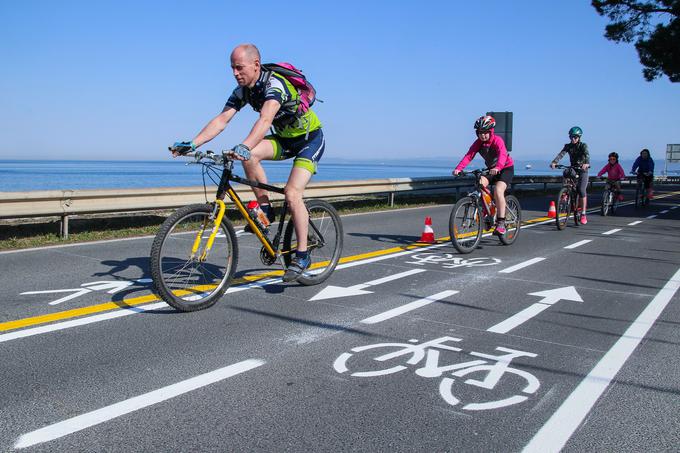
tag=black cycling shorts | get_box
[489,166,514,186]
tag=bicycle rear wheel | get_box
[150,203,238,312]
[449,197,482,254]
[635,184,641,209]
[282,199,343,286]
[499,195,521,246]
[556,188,570,230]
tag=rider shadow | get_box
[229,305,384,339]
[348,232,421,245]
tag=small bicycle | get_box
[554,164,583,230]
[150,150,343,312]
[449,169,521,254]
[600,178,620,216]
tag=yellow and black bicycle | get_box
[150,150,343,312]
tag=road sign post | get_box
[666,144,680,176]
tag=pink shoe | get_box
[580,214,588,225]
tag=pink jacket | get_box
[455,131,514,172]
[597,162,625,180]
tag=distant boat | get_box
[525,164,532,170]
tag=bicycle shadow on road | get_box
[347,232,421,245]
[229,305,394,340]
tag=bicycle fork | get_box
[190,199,226,262]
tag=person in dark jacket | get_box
[551,126,591,224]
[631,148,655,199]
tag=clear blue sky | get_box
[1,0,678,165]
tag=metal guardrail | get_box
[0,175,669,238]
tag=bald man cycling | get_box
[171,44,325,282]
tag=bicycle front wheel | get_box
[150,203,238,312]
[556,188,570,230]
[449,197,482,254]
[601,189,611,216]
[573,193,581,226]
[499,195,521,246]
[282,199,343,286]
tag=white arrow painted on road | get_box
[309,269,426,301]
[487,286,583,334]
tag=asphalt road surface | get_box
[1,187,679,452]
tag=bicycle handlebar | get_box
[171,150,241,167]
[553,164,581,170]
[455,168,491,178]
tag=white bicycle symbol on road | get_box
[333,336,540,411]
[405,254,501,269]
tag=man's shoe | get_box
[580,214,588,225]
[283,255,311,283]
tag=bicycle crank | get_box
[259,246,277,266]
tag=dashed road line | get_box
[564,240,592,249]
[360,290,458,324]
[499,257,546,274]
[14,359,265,449]
[646,214,658,219]
[602,228,622,235]
[660,209,669,214]
[627,221,643,226]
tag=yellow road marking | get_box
[4,192,680,334]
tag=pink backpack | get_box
[262,62,319,114]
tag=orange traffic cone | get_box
[418,217,435,243]
[547,201,556,218]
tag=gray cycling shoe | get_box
[283,255,311,283]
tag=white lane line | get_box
[487,303,551,334]
[0,302,169,343]
[602,228,622,235]
[627,220,643,226]
[671,206,678,210]
[14,359,265,449]
[660,209,669,214]
[499,257,546,274]
[358,268,426,287]
[564,240,592,249]
[523,266,680,453]
[360,290,458,324]
[646,214,657,219]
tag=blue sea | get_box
[0,158,599,192]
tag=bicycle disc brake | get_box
[259,246,277,266]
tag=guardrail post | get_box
[388,192,395,207]
[60,215,69,239]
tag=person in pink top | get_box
[597,152,625,201]
[453,115,514,235]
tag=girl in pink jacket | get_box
[453,115,514,235]
[597,152,625,201]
